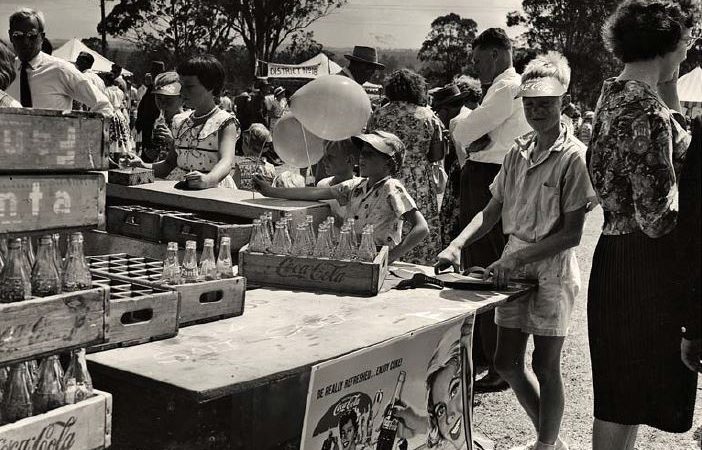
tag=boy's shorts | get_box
[495,236,580,337]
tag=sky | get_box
[0,0,525,49]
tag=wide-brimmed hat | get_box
[344,46,385,69]
[152,71,181,96]
[432,84,472,108]
[273,86,285,97]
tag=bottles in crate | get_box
[199,239,217,281]
[358,225,378,262]
[162,241,181,284]
[64,348,93,404]
[32,235,61,297]
[61,232,92,292]
[0,238,32,302]
[1,363,33,423]
[216,237,235,279]
[32,355,65,414]
[181,240,199,283]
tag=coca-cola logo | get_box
[0,416,77,450]
[333,394,362,417]
[275,258,347,283]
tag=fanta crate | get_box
[86,253,245,326]
[0,173,106,235]
[0,389,111,449]
[0,108,107,172]
[89,275,180,352]
[161,214,252,253]
[238,244,389,297]
[0,287,109,366]
[106,204,193,243]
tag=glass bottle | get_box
[51,233,63,280]
[26,360,38,392]
[63,349,93,404]
[291,224,311,257]
[181,240,199,283]
[216,237,234,279]
[271,222,292,255]
[248,219,264,253]
[32,236,61,297]
[375,371,406,450]
[21,237,35,270]
[305,215,316,248]
[162,242,181,284]
[0,238,32,303]
[346,218,359,252]
[199,239,217,281]
[265,212,275,245]
[358,226,378,262]
[32,355,65,414]
[2,363,32,422]
[19,238,33,277]
[258,214,272,249]
[61,233,92,292]
[327,217,339,245]
[334,227,354,260]
[313,224,333,258]
[0,237,8,261]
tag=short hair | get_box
[0,40,16,90]
[453,75,483,104]
[41,37,52,54]
[521,51,572,89]
[177,54,226,96]
[244,123,271,149]
[603,0,701,63]
[9,8,46,32]
[384,68,427,106]
[472,28,512,51]
[338,410,358,432]
[76,51,94,67]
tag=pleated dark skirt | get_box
[588,231,698,432]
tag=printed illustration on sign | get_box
[301,314,475,450]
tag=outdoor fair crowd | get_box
[0,1,700,449]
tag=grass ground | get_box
[472,206,702,450]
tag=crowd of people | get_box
[0,1,699,449]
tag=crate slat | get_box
[106,205,192,243]
[161,214,252,252]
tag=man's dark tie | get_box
[20,62,32,107]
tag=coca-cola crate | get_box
[0,286,109,365]
[88,276,179,352]
[238,244,389,296]
[106,205,193,242]
[0,390,112,449]
[86,253,245,326]
[161,214,252,253]
[0,108,107,173]
[0,173,106,235]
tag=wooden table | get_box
[107,180,330,224]
[87,263,532,450]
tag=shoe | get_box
[474,371,509,393]
[510,438,568,450]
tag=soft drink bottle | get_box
[61,233,92,292]
[162,242,181,284]
[0,237,8,261]
[306,215,316,247]
[0,238,32,303]
[32,236,61,297]
[327,217,339,245]
[216,237,235,279]
[265,212,275,245]
[21,237,35,270]
[181,241,199,283]
[26,360,38,392]
[19,238,33,276]
[334,227,354,260]
[199,239,217,281]
[291,224,311,257]
[32,355,65,414]
[345,218,359,251]
[313,225,333,258]
[358,227,378,262]
[271,222,292,255]
[375,371,406,450]
[248,219,265,253]
[63,349,93,404]
[51,233,63,280]
[2,363,32,422]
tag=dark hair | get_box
[103,72,116,87]
[41,37,52,55]
[603,0,701,62]
[77,51,94,66]
[384,68,427,105]
[338,410,358,432]
[177,54,226,96]
[0,40,16,90]
[9,8,45,32]
[472,27,512,51]
[453,75,483,104]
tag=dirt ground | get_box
[472,206,702,450]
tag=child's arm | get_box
[252,174,336,201]
[388,209,428,264]
[126,150,176,178]
[436,197,502,271]
[487,206,587,288]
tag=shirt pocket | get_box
[536,182,561,239]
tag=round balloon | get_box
[290,75,371,141]
[272,113,326,169]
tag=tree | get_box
[418,13,478,87]
[81,37,104,54]
[507,0,621,108]
[208,0,348,75]
[273,31,324,64]
[98,0,237,61]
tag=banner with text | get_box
[301,314,475,450]
[266,62,323,79]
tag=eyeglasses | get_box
[9,30,41,40]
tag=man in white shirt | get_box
[451,28,531,393]
[7,8,113,116]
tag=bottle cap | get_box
[167,241,179,250]
[185,240,197,249]
[70,232,84,242]
[220,236,231,244]
[253,219,261,225]
[39,235,52,243]
[9,238,20,248]
[203,238,214,246]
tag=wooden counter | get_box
[107,180,330,224]
[87,263,532,449]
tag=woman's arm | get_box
[252,175,336,201]
[389,209,429,263]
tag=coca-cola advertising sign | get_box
[0,416,77,450]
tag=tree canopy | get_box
[418,13,478,87]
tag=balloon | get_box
[290,75,371,141]
[272,113,326,169]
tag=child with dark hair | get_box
[254,130,429,263]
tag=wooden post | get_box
[100,0,108,54]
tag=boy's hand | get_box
[468,135,492,153]
[485,255,518,289]
[125,153,146,168]
[435,243,461,273]
[252,174,274,196]
[184,171,216,189]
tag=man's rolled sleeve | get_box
[452,83,514,146]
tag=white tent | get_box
[53,38,132,76]
[678,66,702,117]
[300,53,343,75]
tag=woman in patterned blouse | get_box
[587,1,699,448]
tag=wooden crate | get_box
[0,173,106,234]
[106,205,192,242]
[0,390,112,449]
[0,286,109,365]
[87,253,246,326]
[107,167,154,186]
[89,276,179,352]
[238,244,389,296]
[161,214,252,252]
[0,108,107,172]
